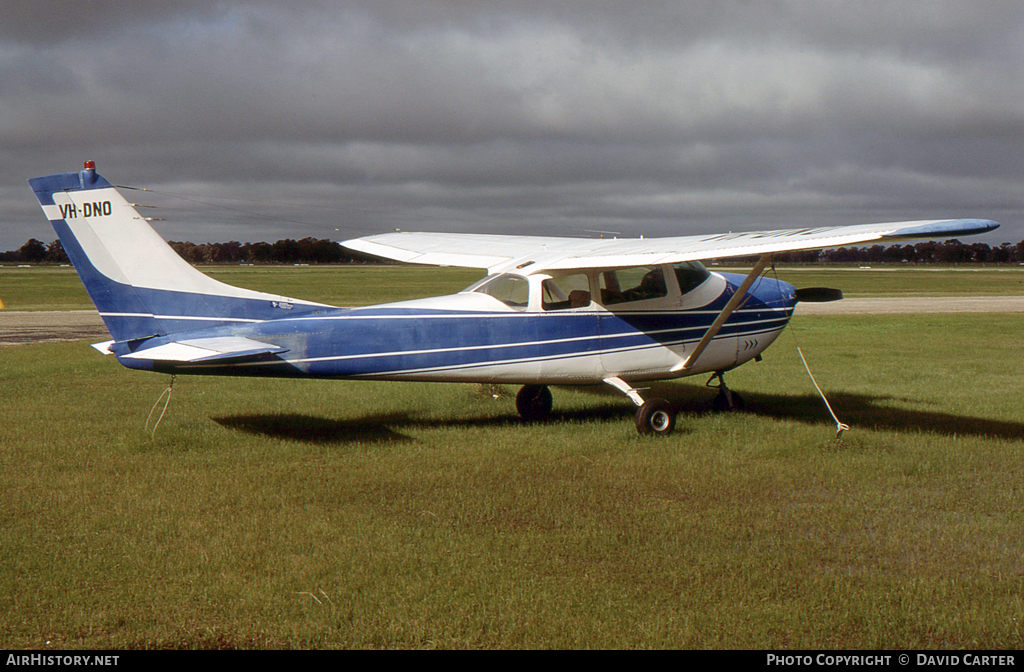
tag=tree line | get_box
[773,240,1024,265]
[1,237,366,265]
[4,236,1024,265]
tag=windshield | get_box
[673,261,710,294]
[468,273,530,309]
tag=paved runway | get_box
[0,310,109,346]
[3,296,1023,346]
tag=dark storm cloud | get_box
[2,1,1022,249]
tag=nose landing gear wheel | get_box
[712,388,745,413]
[708,372,745,412]
[516,384,553,422]
[635,398,676,436]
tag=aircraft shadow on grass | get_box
[212,413,417,444]
[211,382,1024,445]
[744,391,1024,442]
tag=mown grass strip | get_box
[1,313,1022,648]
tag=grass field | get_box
[1,266,1023,649]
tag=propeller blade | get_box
[794,287,843,303]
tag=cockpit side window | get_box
[469,273,530,310]
[599,266,667,305]
[542,273,592,311]
[673,261,711,295]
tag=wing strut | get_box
[673,254,773,374]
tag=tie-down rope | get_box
[770,263,850,438]
[145,375,175,439]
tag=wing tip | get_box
[891,218,999,238]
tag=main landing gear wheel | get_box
[603,377,679,436]
[516,384,553,422]
[635,398,676,436]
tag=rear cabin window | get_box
[542,273,592,311]
[599,266,667,306]
[471,273,530,310]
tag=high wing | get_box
[342,218,998,274]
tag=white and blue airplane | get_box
[30,162,998,435]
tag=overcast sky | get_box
[3,1,1022,251]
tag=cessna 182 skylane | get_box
[29,162,998,435]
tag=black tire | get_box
[712,389,745,413]
[516,384,553,422]
[634,398,675,436]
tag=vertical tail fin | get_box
[28,162,327,342]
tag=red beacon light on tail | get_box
[80,160,98,185]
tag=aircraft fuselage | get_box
[113,271,797,385]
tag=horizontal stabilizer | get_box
[121,336,287,363]
[91,340,115,355]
